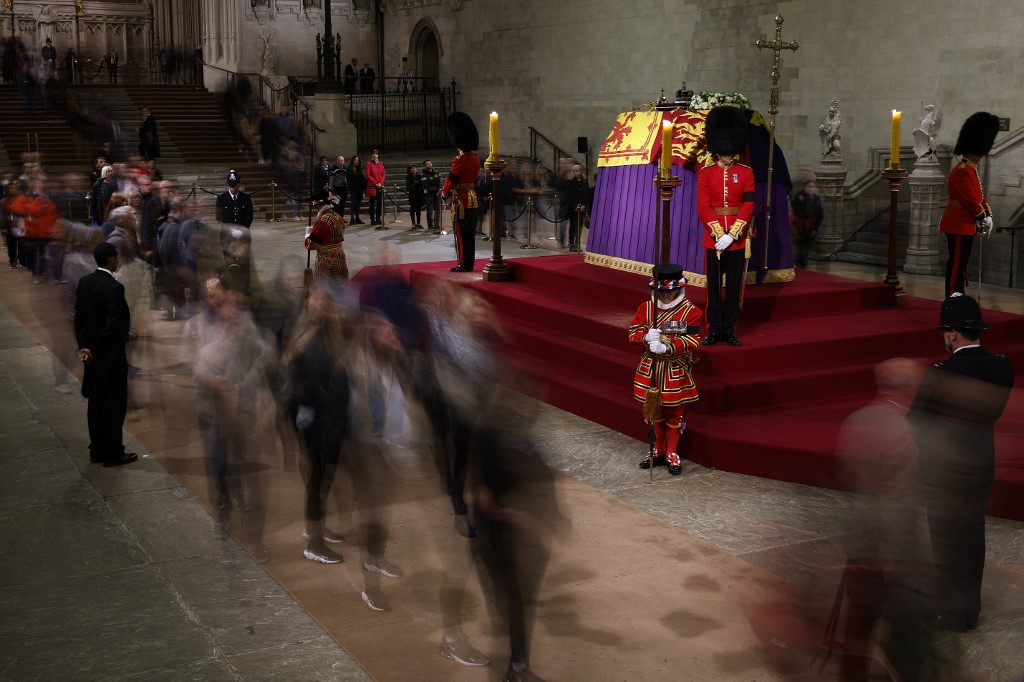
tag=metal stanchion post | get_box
[521,196,537,250]
[192,182,198,210]
[271,180,278,222]
[575,203,585,253]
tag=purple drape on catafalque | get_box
[589,165,794,277]
[588,110,795,280]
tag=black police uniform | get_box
[215,170,255,228]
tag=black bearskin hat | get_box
[446,112,479,152]
[705,106,748,157]
[953,112,1000,157]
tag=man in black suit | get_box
[359,62,375,94]
[75,243,137,467]
[215,169,254,228]
[908,294,1015,632]
[344,58,358,95]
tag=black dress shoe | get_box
[450,266,471,272]
[639,453,666,469]
[703,333,719,346]
[723,334,742,346]
[103,452,138,467]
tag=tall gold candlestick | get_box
[660,119,673,177]
[890,110,901,169]
[488,112,499,162]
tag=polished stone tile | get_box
[0,446,95,511]
[155,556,335,658]
[0,496,147,586]
[223,636,371,681]
[106,488,236,564]
[986,516,1024,567]
[0,566,216,679]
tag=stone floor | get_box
[1,216,1022,680]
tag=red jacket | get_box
[10,194,62,240]
[940,160,989,236]
[364,159,386,188]
[442,152,481,215]
[697,161,756,251]
[628,298,703,406]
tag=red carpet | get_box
[358,255,1024,521]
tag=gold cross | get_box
[755,15,799,117]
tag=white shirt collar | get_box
[97,267,114,276]
[953,343,981,353]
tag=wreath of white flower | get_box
[690,91,750,111]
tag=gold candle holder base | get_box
[880,168,910,303]
[482,159,512,282]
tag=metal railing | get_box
[346,77,458,153]
[529,127,589,181]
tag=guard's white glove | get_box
[716,234,735,251]
[648,340,668,354]
[977,215,994,235]
[645,328,661,344]
[295,405,314,430]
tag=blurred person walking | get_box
[789,179,823,268]
[283,288,351,564]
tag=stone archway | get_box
[409,19,441,90]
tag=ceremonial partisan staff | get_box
[755,15,799,283]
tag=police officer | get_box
[215,169,254,228]
[908,294,1014,632]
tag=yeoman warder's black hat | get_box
[705,106,748,157]
[446,112,479,152]
[953,112,1000,157]
[648,263,686,291]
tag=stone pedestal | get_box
[312,93,358,157]
[904,155,945,275]
[813,157,847,258]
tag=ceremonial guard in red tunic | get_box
[441,112,481,272]
[940,112,1000,296]
[629,264,703,475]
[305,191,349,281]
[698,106,755,347]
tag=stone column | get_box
[813,157,847,258]
[903,155,944,274]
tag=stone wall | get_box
[373,0,1024,286]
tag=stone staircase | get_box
[832,206,911,267]
[0,83,460,222]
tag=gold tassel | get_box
[643,387,662,421]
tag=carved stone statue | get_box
[913,104,943,159]
[818,99,842,160]
[257,24,275,77]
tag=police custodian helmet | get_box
[937,294,990,331]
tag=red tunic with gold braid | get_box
[441,151,481,218]
[305,208,349,280]
[629,298,703,406]
[697,161,756,251]
[940,159,990,236]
